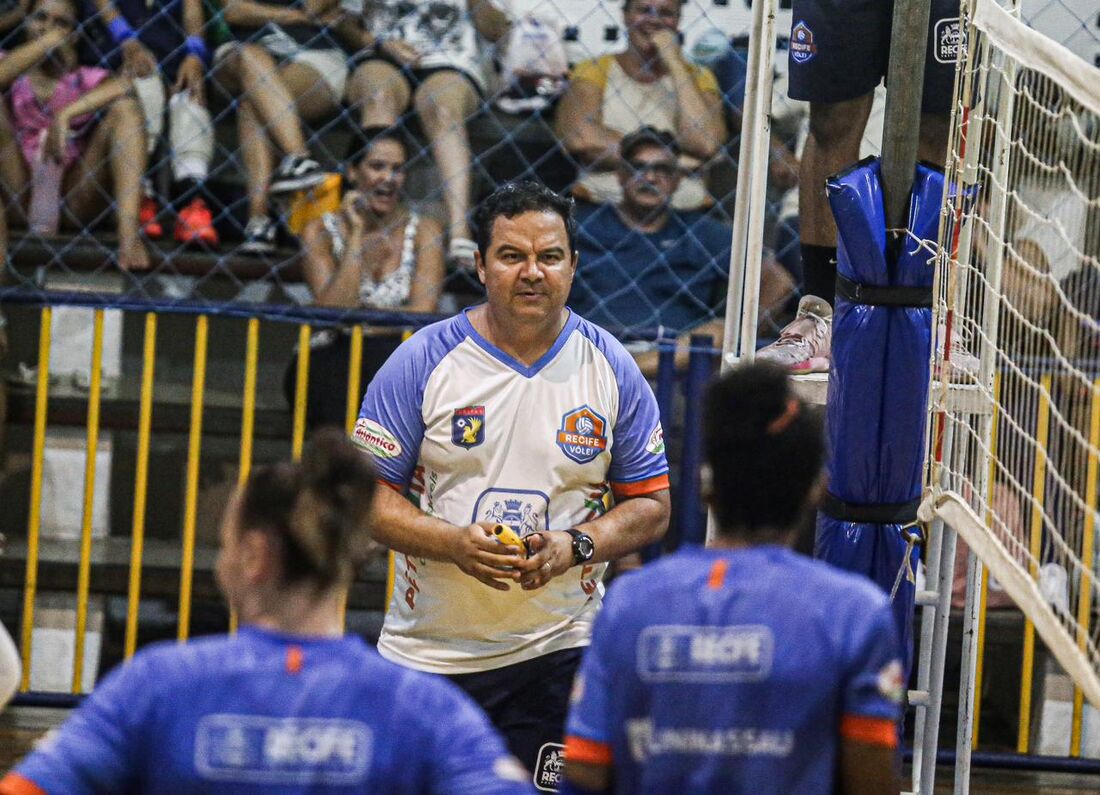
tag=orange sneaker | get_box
[174,197,219,246]
[140,195,163,238]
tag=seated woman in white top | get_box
[284,126,445,428]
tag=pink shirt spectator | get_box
[1,52,109,169]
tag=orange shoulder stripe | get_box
[564,735,613,766]
[611,474,670,499]
[840,715,898,748]
[0,773,48,795]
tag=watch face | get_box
[575,535,595,561]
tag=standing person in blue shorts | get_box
[355,181,670,789]
[760,0,959,371]
[561,361,903,794]
[0,430,532,795]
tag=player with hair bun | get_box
[1,429,532,795]
[562,361,903,795]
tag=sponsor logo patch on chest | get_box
[451,405,486,449]
[556,405,608,464]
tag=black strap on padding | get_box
[835,274,933,308]
[820,492,921,525]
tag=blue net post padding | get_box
[678,334,715,548]
[815,159,944,670]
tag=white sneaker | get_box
[239,216,277,256]
[757,295,833,373]
[270,155,325,194]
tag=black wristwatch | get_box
[565,528,595,566]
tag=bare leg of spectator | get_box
[239,100,273,221]
[65,97,150,271]
[278,62,340,127]
[414,72,477,266]
[799,94,873,304]
[0,101,30,226]
[217,44,311,158]
[347,60,410,129]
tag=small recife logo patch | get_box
[934,17,961,64]
[452,405,486,449]
[557,406,608,464]
[533,742,566,792]
[646,423,665,455]
[353,418,403,458]
[790,21,817,64]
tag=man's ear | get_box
[570,250,579,275]
[474,249,486,285]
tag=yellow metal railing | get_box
[12,306,409,693]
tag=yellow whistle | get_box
[492,524,528,555]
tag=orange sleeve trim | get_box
[564,735,613,766]
[840,715,898,748]
[611,474,670,499]
[0,773,48,795]
[378,478,404,493]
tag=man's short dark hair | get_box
[473,181,577,259]
[620,126,681,162]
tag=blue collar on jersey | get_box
[459,306,580,378]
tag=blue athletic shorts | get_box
[787,0,961,115]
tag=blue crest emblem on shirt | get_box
[452,405,485,449]
[556,405,608,464]
[790,21,817,64]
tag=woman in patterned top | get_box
[285,125,444,428]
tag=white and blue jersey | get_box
[355,309,669,674]
[1,627,532,795]
[564,546,904,794]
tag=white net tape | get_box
[931,0,1100,705]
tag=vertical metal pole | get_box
[1018,374,1052,753]
[125,313,157,659]
[19,307,51,691]
[881,0,933,236]
[719,0,778,374]
[72,309,105,694]
[345,325,364,435]
[178,315,208,643]
[915,419,957,795]
[645,343,676,558]
[679,336,713,547]
[292,324,311,461]
[1071,380,1100,756]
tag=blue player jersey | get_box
[564,546,903,794]
[1,627,533,794]
[356,309,669,674]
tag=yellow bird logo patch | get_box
[452,406,486,449]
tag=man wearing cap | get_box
[569,126,794,373]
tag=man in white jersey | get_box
[355,181,671,788]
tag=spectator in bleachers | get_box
[0,0,149,269]
[569,127,794,375]
[213,0,346,254]
[342,0,510,269]
[0,0,25,42]
[88,0,219,245]
[555,0,726,212]
[285,126,444,428]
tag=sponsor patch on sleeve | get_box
[877,659,905,704]
[353,418,403,459]
[645,423,665,455]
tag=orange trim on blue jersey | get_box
[286,645,303,674]
[378,478,404,493]
[0,773,48,795]
[611,474,670,499]
[707,559,729,590]
[840,715,898,748]
[564,735,613,766]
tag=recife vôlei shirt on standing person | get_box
[355,309,670,674]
